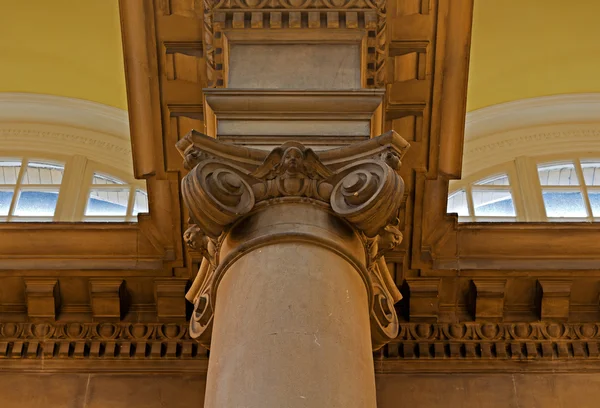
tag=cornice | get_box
[2,321,600,374]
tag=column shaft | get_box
[203,203,377,408]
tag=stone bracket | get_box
[155,279,189,319]
[89,279,127,320]
[536,279,573,321]
[469,279,507,321]
[404,278,440,322]
[24,278,60,320]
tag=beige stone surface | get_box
[3,372,600,407]
[204,205,376,408]
[217,119,371,137]
[377,373,600,408]
[84,375,204,408]
[0,374,87,408]
[228,44,361,89]
[0,374,205,408]
[206,245,376,408]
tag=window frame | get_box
[448,162,521,222]
[449,153,600,222]
[0,153,147,223]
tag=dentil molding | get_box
[1,321,600,373]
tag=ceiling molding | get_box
[0,124,133,173]
[0,93,133,174]
[460,94,600,177]
[465,93,600,142]
[0,93,129,141]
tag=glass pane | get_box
[538,163,579,186]
[86,189,130,216]
[589,192,600,217]
[14,190,59,216]
[581,161,600,186]
[132,190,149,215]
[474,174,510,186]
[542,191,587,218]
[0,190,14,216]
[92,173,125,185]
[447,190,469,216]
[472,189,516,216]
[22,162,64,185]
[0,161,22,184]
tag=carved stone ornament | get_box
[177,130,409,350]
[2,321,600,366]
[203,0,387,87]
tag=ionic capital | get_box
[177,131,409,350]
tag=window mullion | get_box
[55,155,88,221]
[7,158,27,221]
[126,185,136,221]
[575,158,593,221]
[514,156,545,221]
[466,184,475,217]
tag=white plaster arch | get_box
[450,94,600,222]
[461,93,600,178]
[0,93,133,175]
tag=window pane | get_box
[581,161,600,186]
[132,190,149,215]
[542,191,587,217]
[0,190,13,216]
[92,173,125,185]
[22,162,63,185]
[0,161,22,184]
[472,189,516,216]
[589,192,600,217]
[538,163,579,186]
[14,190,59,216]
[447,190,469,216]
[474,174,510,186]
[86,189,130,216]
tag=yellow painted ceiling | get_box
[467,0,600,111]
[0,0,127,110]
[1,1,599,113]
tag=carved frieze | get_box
[177,130,409,350]
[202,0,387,87]
[1,321,599,367]
[384,322,600,362]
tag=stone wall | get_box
[0,374,204,408]
[2,373,599,407]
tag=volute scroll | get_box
[178,130,409,350]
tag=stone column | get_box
[178,131,408,408]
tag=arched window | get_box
[0,156,147,222]
[448,155,600,222]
